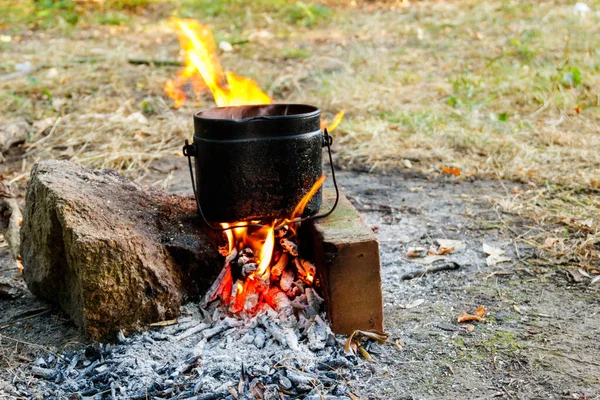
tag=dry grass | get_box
[0,0,599,267]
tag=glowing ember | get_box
[205,176,325,314]
[164,18,271,108]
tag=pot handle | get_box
[183,128,339,232]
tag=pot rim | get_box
[194,103,320,123]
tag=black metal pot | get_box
[186,104,324,223]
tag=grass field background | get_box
[1,0,599,268]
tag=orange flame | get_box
[256,227,275,277]
[321,109,345,132]
[164,18,271,108]
[292,175,326,219]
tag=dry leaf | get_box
[568,270,585,283]
[354,330,390,343]
[578,269,591,279]
[344,329,390,356]
[428,244,454,256]
[462,324,475,332]
[543,237,559,249]
[394,339,404,350]
[437,245,455,255]
[474,306,487,319]
[457,305,487,323]
[511,186,523,195]
[427,245,438,256]
[435,239,465,252]
[407,247,425,258]
[513,305,522,314]
[591,275,600,285]
[440,165,461,176]
[358,346,373,362]
[344,331,357,354]
[482,244,511,266]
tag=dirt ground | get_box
[0,0,599,398]
[1,164,598,399]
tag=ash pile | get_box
[17,285,368,399]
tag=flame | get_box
[164,18,271,108]
[222,222,234,254]
[211,174,327,314]
[256,227,275,277]
[291,175,326,219]
[321,109,345,132]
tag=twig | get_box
[0,309,51,330]
[400,262,461,280]
[0,332,67,362]
[128,58,183,67]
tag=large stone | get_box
[21,160,222,340]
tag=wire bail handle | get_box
[184,128,339,231]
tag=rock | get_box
[0,117,29,153]
[0,180,23,261]
[21,160,222,340]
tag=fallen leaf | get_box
[407,247,425,258]
[435,239,465,252]
[398,299,425,309]
[457,305,487,323]
[358,346,373,362]
[513,305,522,314]
[543,237,559,249]
[344,331,357,355]
[591,275,600,285]
[578,269,591,279]
[394,339,404,350]
[440,165,461,176]
[482,244,511,266]
[437,245,455,255]
[354,330,390,343]
[568,269,585,283]
[474,306,487,319]
[428,244,455,256]
[462,324,475,332]
[511,186,523,195]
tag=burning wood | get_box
[205,177,325,316]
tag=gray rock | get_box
[21,160,222,341]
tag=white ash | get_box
[15,284,358,399]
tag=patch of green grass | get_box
[281,47,312,59]
[93,12,131,26]
[178,0,332,28]
[283,2,333,27]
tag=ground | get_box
[0,0,599,399]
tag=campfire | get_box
[204,175,325,314]
[163,18,346,317]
